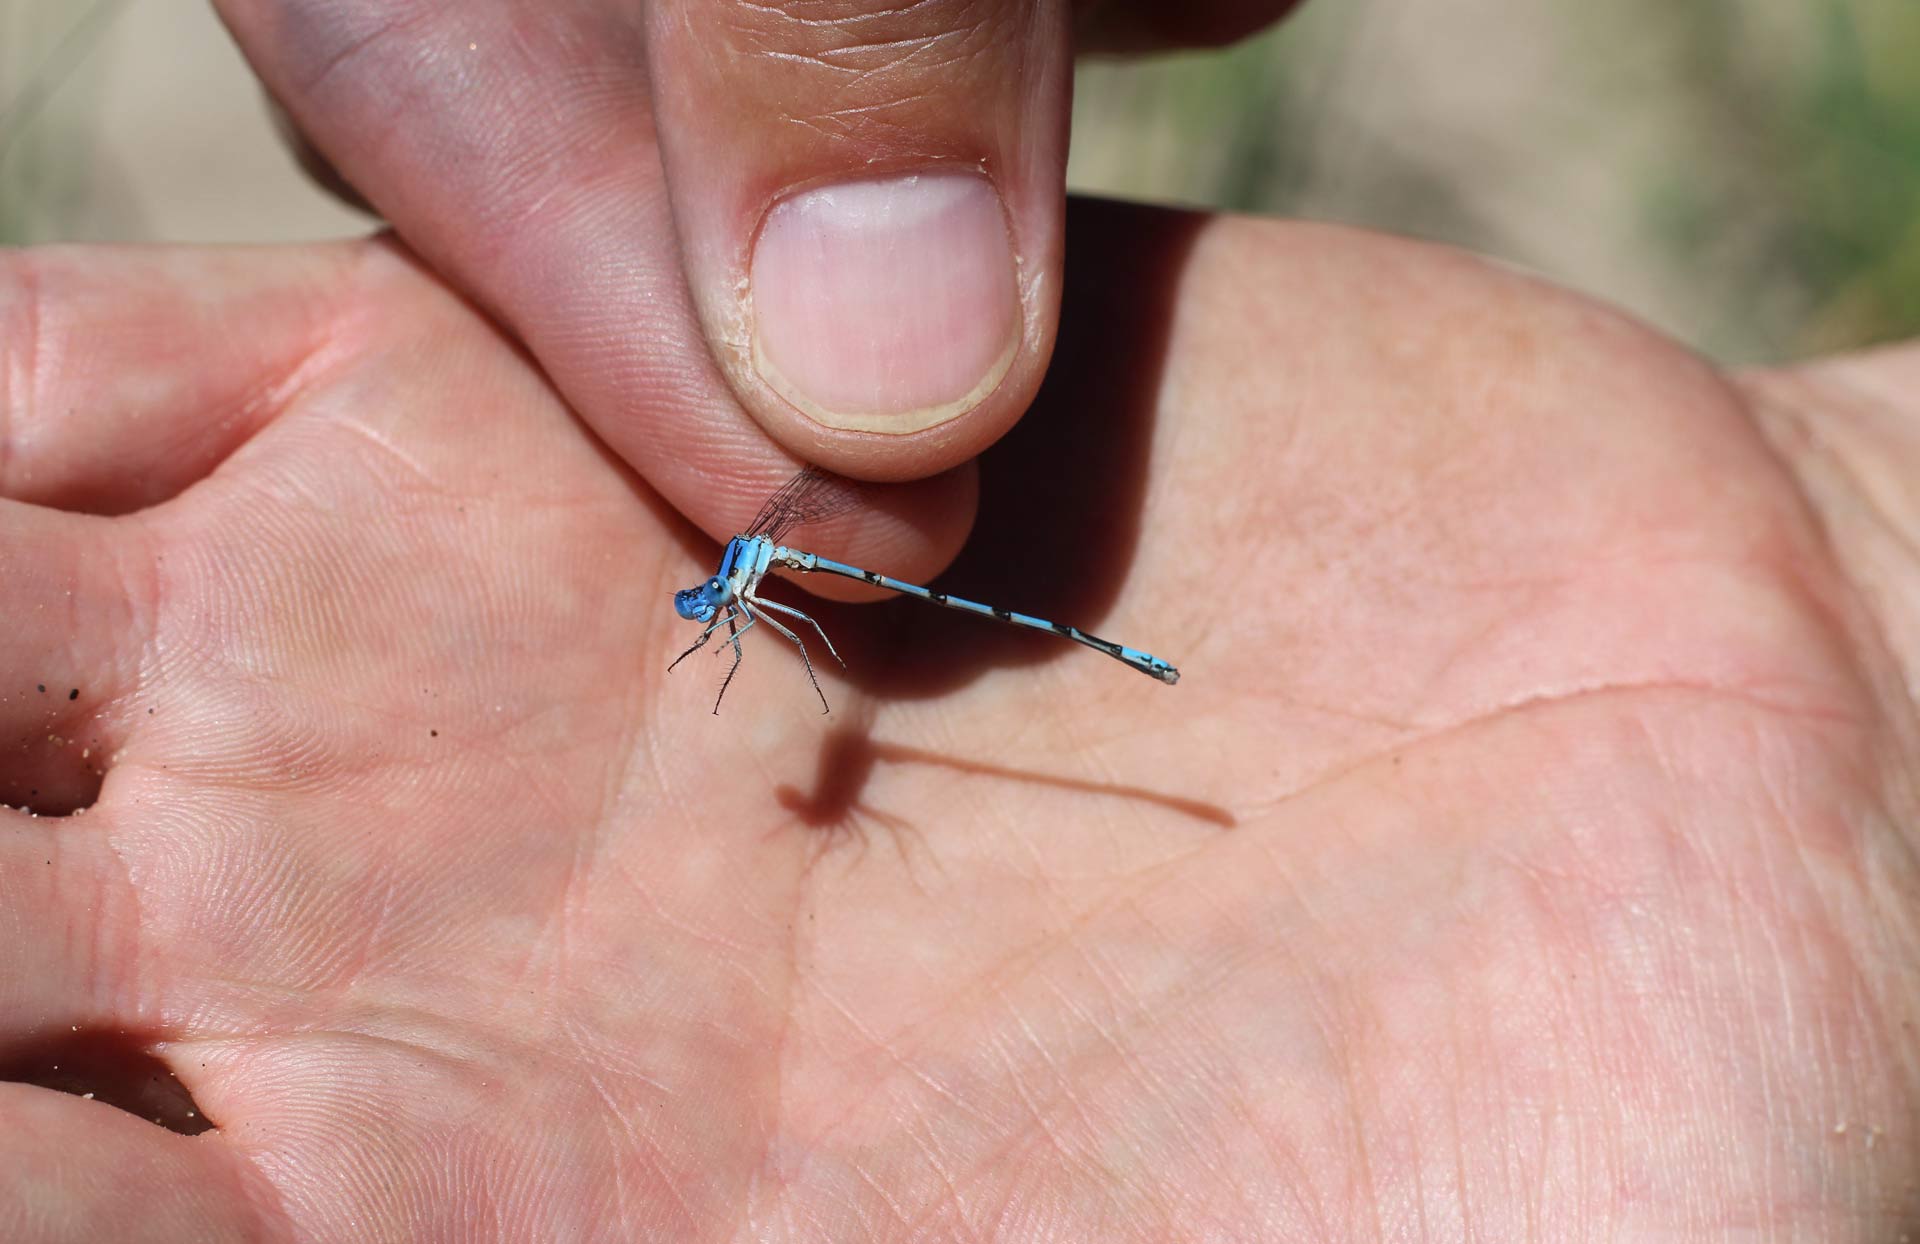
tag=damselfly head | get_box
[674,579,723,623]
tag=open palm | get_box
[3,204,1916,1240]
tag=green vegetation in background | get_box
[1,0,125,245]
[1070,12,1316,215]
[1788,1,1920,354]
[4,0,1917,357]
[1630,0,1920,357]
[1071,0,1920,362]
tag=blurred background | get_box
[3,0,1917,363]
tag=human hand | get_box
[208,0,1299,552]
[3,204,1916,1238]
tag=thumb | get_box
[645,0,1071,479]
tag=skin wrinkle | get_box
[735,0,970,31]
[1739,376,1920,1091]
[1748,379,1919,631]
[1503,844,1616,1228]
[949,1090,1123,1241]
[732,11,990,72]
[1526,1105,1555,1240]
[848,1112,982,1232]
[1242,688,1421,734]
[983,1019,1089,1187]
[815,30,987,64]
[1451,999,1488,1240]
[843,1161,917,1238]
[784,1011,996,1168]
[740,843,805,1241]
[850,955,1166,1232]
[810,92,944,126]
[780,1046,990,1233]
[1199,1054,1279,1231]
[335,854,404,987]
[122,253,358,520]
[730,7,1001,150]
[583,1058,667,1232]
[892,1110,983,1244]
[780,113,903,146]
[1144,875,1313,1220]
[329,417,448,497]
[1359,725,1674,1228]
[1228,680,1856,832]
[1536,798,1628,1213]
[762,76,987,150]
[1734,881,1790,1211]
[995,981,1094,1153]
[814,978,890,1050]
[883,910,1107,1058]
[1058,938,1169,1116]
[1658,817,1784,1225]
[279,1,448,100]
[91,514,162,720]
[1161,1070,1270,1231]
[1328,984,1387,1243]
[731,5,993,65]
[174,672,465,796]
[756,48,865,76]
[1795,855,1903,1152]
[1766,369,1920,551]
[1747,376,1920,704]
[69,823,137,1024]
[311,29,643,293]
[534,814,599,1076]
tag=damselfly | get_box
[671,468,1179,713]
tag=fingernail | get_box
[750,172,1020,434]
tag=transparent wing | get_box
[743,466,866,543]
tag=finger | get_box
[0,1085,266,1242]
[0,245,352,514]
[0,820,103,1032]
[645,0,1071,465]
[0,813,148,1048]
[211,0,985,560]
[0,502,154,814]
